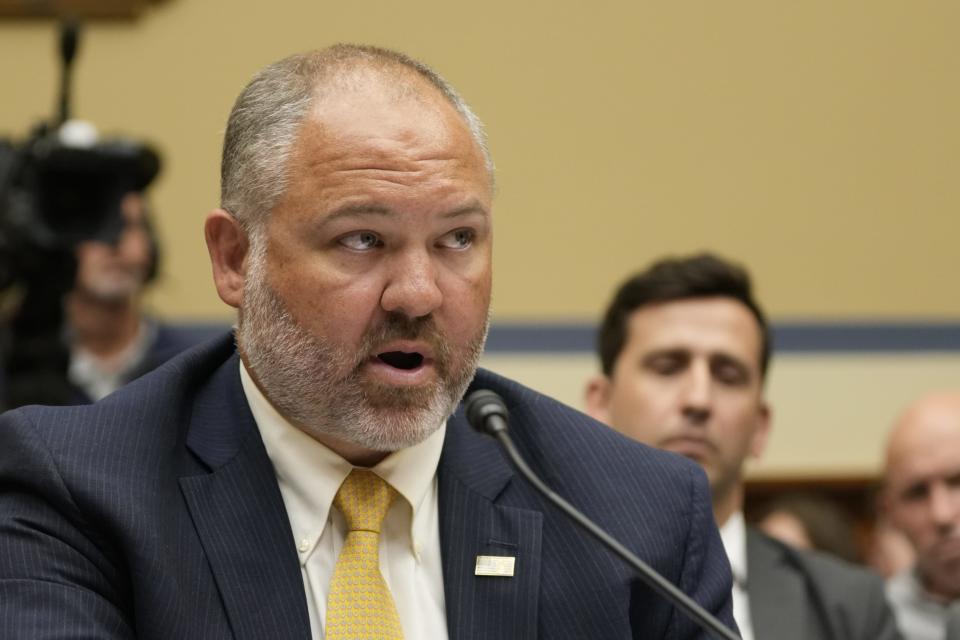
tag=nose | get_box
[681,360,713,424]
[929,482,960,532]
[380,249,443,319]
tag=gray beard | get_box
[235,242,487,452]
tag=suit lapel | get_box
[746,530,810,640]
[439,406,543,640]
[179,355,311,640]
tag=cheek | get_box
[121,234,152,265]
[712,401,762,449]
[437,269,491,327]
[269,266,381,343]
[889,506,929,545]
[717,398,762,432]
[608,383,670,439]
[76,244,107,266]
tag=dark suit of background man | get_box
[0,45,737,639]
[585,253,902,640]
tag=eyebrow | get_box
[711,352,751,370]
[641,349,754,372]
[642,348,690,360]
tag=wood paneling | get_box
[0,0,160,19]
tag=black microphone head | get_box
[60,19,81,66]
[465,389,509,435]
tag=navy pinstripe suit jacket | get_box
[0,333,736,639]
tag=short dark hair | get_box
[597,252,770,378]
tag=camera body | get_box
[0,125,159,290]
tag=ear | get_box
[748,401,773,460]
[584,374,613,424]
[205,209,250,309]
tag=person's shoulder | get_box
[150,321,229,353]
[4,331,237,447]
[469,368,705,486]
[748,528,903,639]
[749,526,885,590]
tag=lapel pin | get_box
[475,554,515,577]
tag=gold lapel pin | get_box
[475,555,516,577]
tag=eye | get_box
[712,360,750,386]
[902,483,929,503]
[645,353,687,376]
[438,228,474,249]
[339,231,382,251]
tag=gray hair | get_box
[220,44,493,232]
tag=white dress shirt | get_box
[240,363,449,640]
[719,511,754,640]
[887,568,950,640]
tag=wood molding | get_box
[0,0,162,19]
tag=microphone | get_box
[60,19,80,66]
[57,18,81,125]
[465,389,740,640]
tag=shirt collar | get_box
[901,567,954,609]
[239,361,446,555]
[719,510,748,588]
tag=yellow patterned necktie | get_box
[326,469,404,640]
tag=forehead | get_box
[623,297,763,362]
[888,414,960,486]
[290,72,490,185]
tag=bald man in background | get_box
[883,391,960,640]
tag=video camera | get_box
[0,19,160,410]
[0,126,159,289]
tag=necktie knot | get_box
[334,469,397,534]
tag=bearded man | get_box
[0,45,735,639]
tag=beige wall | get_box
[481,351,960,478]
[3,1,958,321]
[3,2,958,474]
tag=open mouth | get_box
[377,351,425,370]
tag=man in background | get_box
[0,163,214,409]
[882,391,960,639]
[585,252,901,640]
[65,190,211,402]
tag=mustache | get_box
[355,312,451,368]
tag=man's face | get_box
[74,192,152,302]
[586,297,770,502]
[235,77,493,454]
[884,403,960,598]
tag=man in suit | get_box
[0,45,736,638]
[882,391,960,640]
[585,253,902,640]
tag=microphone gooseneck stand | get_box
[465,389,741,640]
